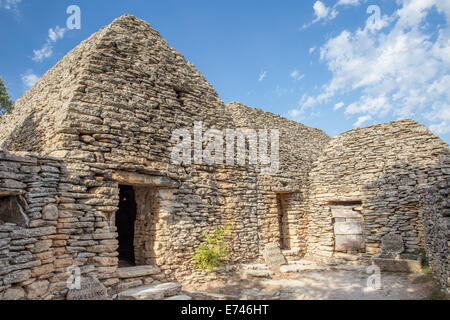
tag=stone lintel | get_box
[112,171,178,188]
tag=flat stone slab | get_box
[279,264,327,273]
[67,276,108,300]
[373,258,422,273]
[117,265,161,279]
[263,243,287,267]
[240,289,280,300]
[193,292,238,300]
[118,282,181,300]
[240,264,269,270]
[242,270,275,278]
[334,222,363,235]
[332,265,368,273]
[380,234,405,257]
[331,206,361,218]
[165,294,192,300]
[288,260,316,266]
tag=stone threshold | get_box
[116,265,161,279]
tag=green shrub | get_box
[193,224,232,271]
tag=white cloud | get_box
[32,25,67,62]
[48,26,66,42]
[301,1,339,30]
[429,121,450,134]
[290,69,305,81]
[334,102,345,110]
[288,109,302,118]
[32,42,53,62]
[336,0,361,7]
[309,46,316,54]
[313,1,332,21]
[0,0,21,10]
[354,115,372,127]
[258,70,267,82]
[292,0,450,135]
[21,71,40,89]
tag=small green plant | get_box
[193,224,232,271]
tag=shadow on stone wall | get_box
[363,150,449,291]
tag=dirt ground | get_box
[183,264,439,300]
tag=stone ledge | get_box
[116,265,161,279]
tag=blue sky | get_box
[1,0,449,143]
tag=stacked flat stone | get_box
[0,14,448,299]
[306,120,449,292]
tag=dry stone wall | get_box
[419,154,449,293]
[306,120,449,290]
[0,15,330,290]
[0,150,85,299]
[226,102,330,257]
[0,14,447,297]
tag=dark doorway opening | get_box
[277,193,291,250]
[116,185,137,267]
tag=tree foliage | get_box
[0,76,13,114]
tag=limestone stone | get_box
[66,276,108,300]
[263,243,287,267]
[0,13,447,299]
[42,204,58,221]
[1,287,26,300]
[380,234,405,257]
[118,282,181,300]
[26,280,49,299]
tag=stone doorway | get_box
[277,193,291,250]
[116,185,137,267]
[330,201,365,253]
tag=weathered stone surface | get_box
[42,204,58,221]
[335,235,365,252]
[164,294,192,300]
[373,257,423,273]
[331,207,361,218]
[118,282,181,300]
[0,13,447,299]
[1,287,26,300]
[263,243,287,267]
[380,234,405,257]
[279,264,327,273]
[112,171,178,188]
[117,265,161,279]
[26,280,50,299]
[334,222,363,235]
[0,196,29,227]
[3,270,31,285]
[66,276,108,300]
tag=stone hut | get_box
[0,15,329,299]
[306,120,449,289]
[0,15,448,299]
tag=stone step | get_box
[279,264,327,273]
[118,282,182,300]
[241,269,275,278]
[189,292,239,300]
[240,264,269,270]
[116,265,161,279]
[165,294,192,300]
